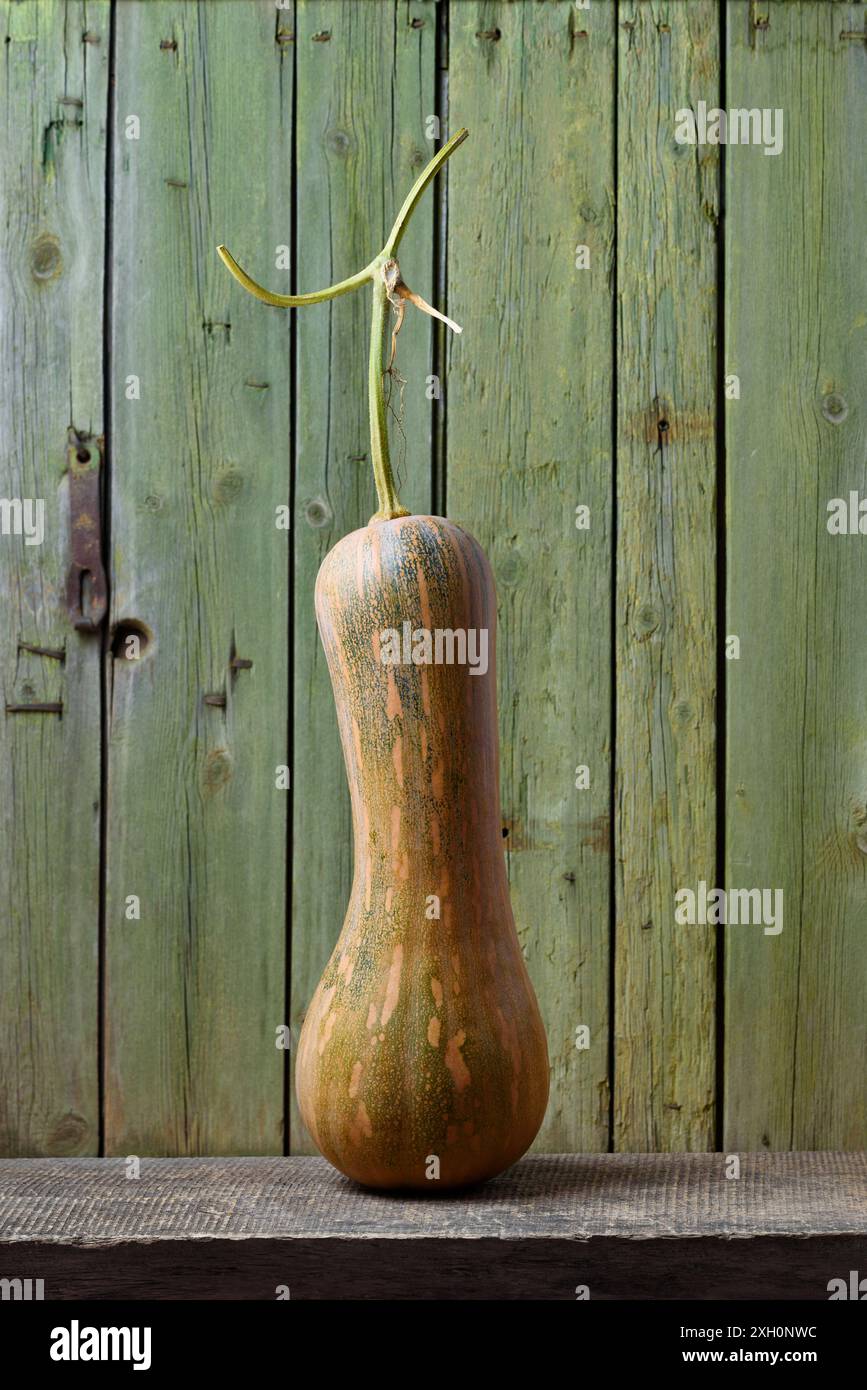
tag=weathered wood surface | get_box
[1,1153,863,1299]
[105,0,289,1153]
[724,1,867,1149]
[614,1,719,1150]
[0,0,109,1155]
[5,1151,862,1240]
[290,0,436,1152]
[447,0,615,1153]
[2,0,866,1162]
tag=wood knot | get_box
[48,1112,89,1154]
[304,495,333,529]
[203,748,232,792]
[635,605,662,639]
[325,128,351,157]
[821,392,848,425]
[30,233,62,282]
[213,467,244,504]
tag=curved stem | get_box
[383,127,469,256]
[368,271,407,521]
[216,245,374,307]
[218,128,469,519]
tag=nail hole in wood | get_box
[111,619,152,660]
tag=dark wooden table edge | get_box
[3,1233,863,1301]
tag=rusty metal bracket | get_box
[65,429,107,632]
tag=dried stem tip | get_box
[382,259,463,335]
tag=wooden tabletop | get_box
[1,1152,864,1300]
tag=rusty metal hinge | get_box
[65,428,107,632]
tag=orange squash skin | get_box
[296,515,549,1190]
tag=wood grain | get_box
[105,0,289,1154]
[1,1153,862,1299]
[446,0,616,1153]
[724,0,867,1149]
[0,0,109,1156]
[291,0,437,1152]
[1,0,865,1163]
[614,0,719,1150]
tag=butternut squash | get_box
[219,129,549,1189]
[295,515,549,1188]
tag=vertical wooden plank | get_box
[615,0,718,1150]
[725,0,867,1149]
[106,0,290,1154]
[448,2,615,1152]
[290,0,436,1150]
[0,0,108,1156]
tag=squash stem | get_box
[217,128,469,521]
[383,127,469,257]
[216,245,375,307]
[368,271,407,521]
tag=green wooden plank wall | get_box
[105,0,289,1155]
[614,0,718,1151]
[724,0,867,1150]
[0,0,108,1157]
[0,0,864,1157]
